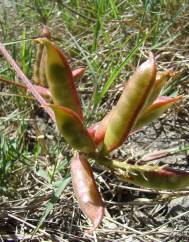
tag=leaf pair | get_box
[89,58,180,151]
[36,38,96,154]
[35,38,102,231]
[35,38,83,119]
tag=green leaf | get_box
[118,165,189,190]
[36,167,51,183]
[47,104,95,153]
[133,96,182,130]
[147,70,172,105]
[35,38,83,120]
[103,53,156,152]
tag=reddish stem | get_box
[0,41,55,121]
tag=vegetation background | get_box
[0,0,189,241]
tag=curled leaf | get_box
[33,26,51,87]
[118,164,189,190]
[147,70,172,105]
[0,76,52,98]
[104,53,157,152]
[89,109,114,146]
[142,149,171,162]
[72,67,85,81]
[46,104,95,153]
[133,95,182,130]
[39,27,52,87]
[71,153,104,232]
[33,42,44,85]
[87,124,99,141]
[35,38,83,119]
[33,85,51,98]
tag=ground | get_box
[0,1,189,241]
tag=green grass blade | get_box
[94,37,145,107]
[65,26,96,78]
[32,176,71,236]
[92,0,104,52]
[109,0,118,18]
[151,32,181,50]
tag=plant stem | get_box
[89,152,147,171]
[0,41,55,121]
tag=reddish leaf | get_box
[35,38,83,120]
[119,165,189,190]
[88,71,171,145]
[33,26,52,87]
[142,149,171,162]
[87,124,99,140]
[147,70,172,105]
[45,104,95,153]
[33,85,51,98]
[103,53,157,152]
[88,109,114,146]
[133,95,182,130]
[0,77,51,98]
[71,153,104,232]
[72,67,85,81]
